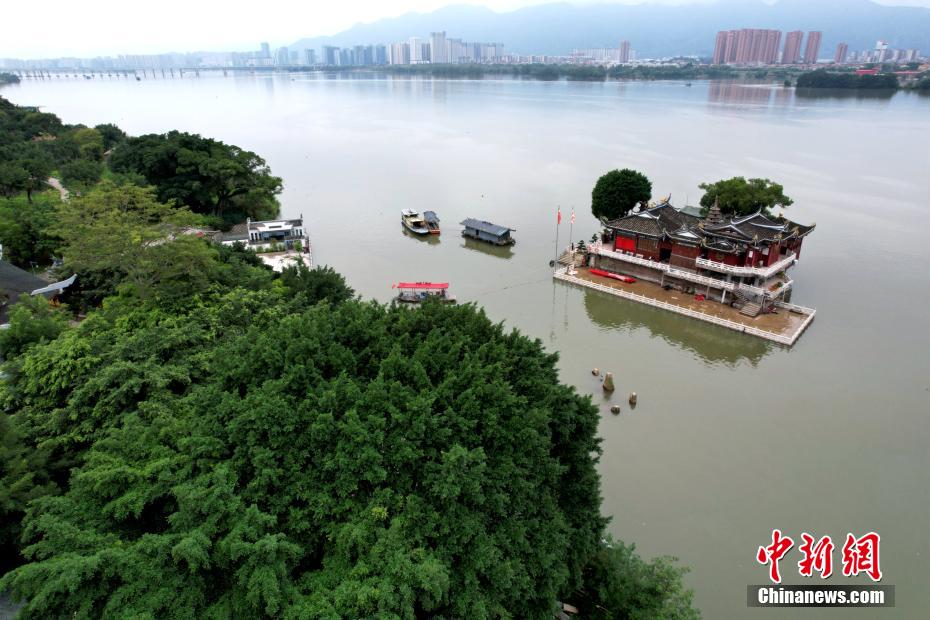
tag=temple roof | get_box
[605,201,814,252]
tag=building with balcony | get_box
[593,199,814,316]
[219,216,311,271]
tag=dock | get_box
[554,265,815,346]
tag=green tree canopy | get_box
[94,123,127,151]
[0,192,61,267]
[698,177,793,217]
[0,295,69,358]
[108,131,283,226]
[591,169,653,221]
[59,158,103,190]
[1,296,609,618]
[49,180,221,305]
[577,537,699,620]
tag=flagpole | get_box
[568,207,575,274]
[553,206,561,269]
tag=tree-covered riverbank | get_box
[370,62,809,82]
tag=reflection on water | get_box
[581,288,772,367]
[707,80,777,106]
[401,227,441,245]
[460,236,515,259]
[795,87,896,100]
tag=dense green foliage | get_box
[577,538,699,620]
[796,70,900,90]
[0,295,69,358]
[0,192,60,267]
[109,131,283,226]
[699,177,793,217]
[376,63,806,83]
[0,292,607,618]
[0,73,21,85]
[591,169,653,221]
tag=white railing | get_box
[736,283,766,297]
[593,246,671,272]
[666,267,734,291]
[553,267,811,345]
[696,253,796,279]
[775,300,815,315]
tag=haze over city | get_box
[3,0,930,58]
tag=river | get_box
[3,73,929,618]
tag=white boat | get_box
[401,209,430,235]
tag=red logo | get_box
[798,533,834,579]
[757,530,882,583]
[756,529,794,584]
[842,532,882,582]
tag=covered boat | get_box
[589,268,636,283]
[423,210,441,235]
[393,282,456,304]
[401,209,430,235]
[460,218,515,246]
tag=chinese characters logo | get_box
[756,530,882,583]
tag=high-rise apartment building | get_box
[322,46,339,66]
[409,37,423,63]
[712,29,781,64]
[781,31,803,64]
[447,38,464,64]
[834,43,848,64]
[804,31,822,64]
[260,42,271,59]
[389,42,410,65]
[619,40,631,63]
[430,31,448,64]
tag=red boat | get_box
[393,282,457,303]
[589,268,636,284]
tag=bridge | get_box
[6,66,337,80]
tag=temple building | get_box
[590,199,815,317]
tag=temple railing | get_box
[696,252,796,278]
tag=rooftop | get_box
[605,200,814,251]
[460,218,514,237]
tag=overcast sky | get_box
[3,0,929,58]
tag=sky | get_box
[2,0,929,58]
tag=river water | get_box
[4,73,929,618]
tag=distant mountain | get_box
[290,0,930,59]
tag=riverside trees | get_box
[698,177,793,217]
[591,169,653,221]
[108,131,283,226]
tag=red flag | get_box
[557,207,562,225]
[571,208,576,224]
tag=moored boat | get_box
[393,282,457,303]
[423,210,441,234]
[460,218,515,246]
[590,268,636,283]
[401,209,430,235]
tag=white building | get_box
[430,31,448,64]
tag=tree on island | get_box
[591,168,653,221]
[108,131,283,226]
[698,177,793,218]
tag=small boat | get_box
[401,209,429,235]
[460,218,515,246]
[590,268,636,283]
[394,282,456,304]
[423,210,441,235]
